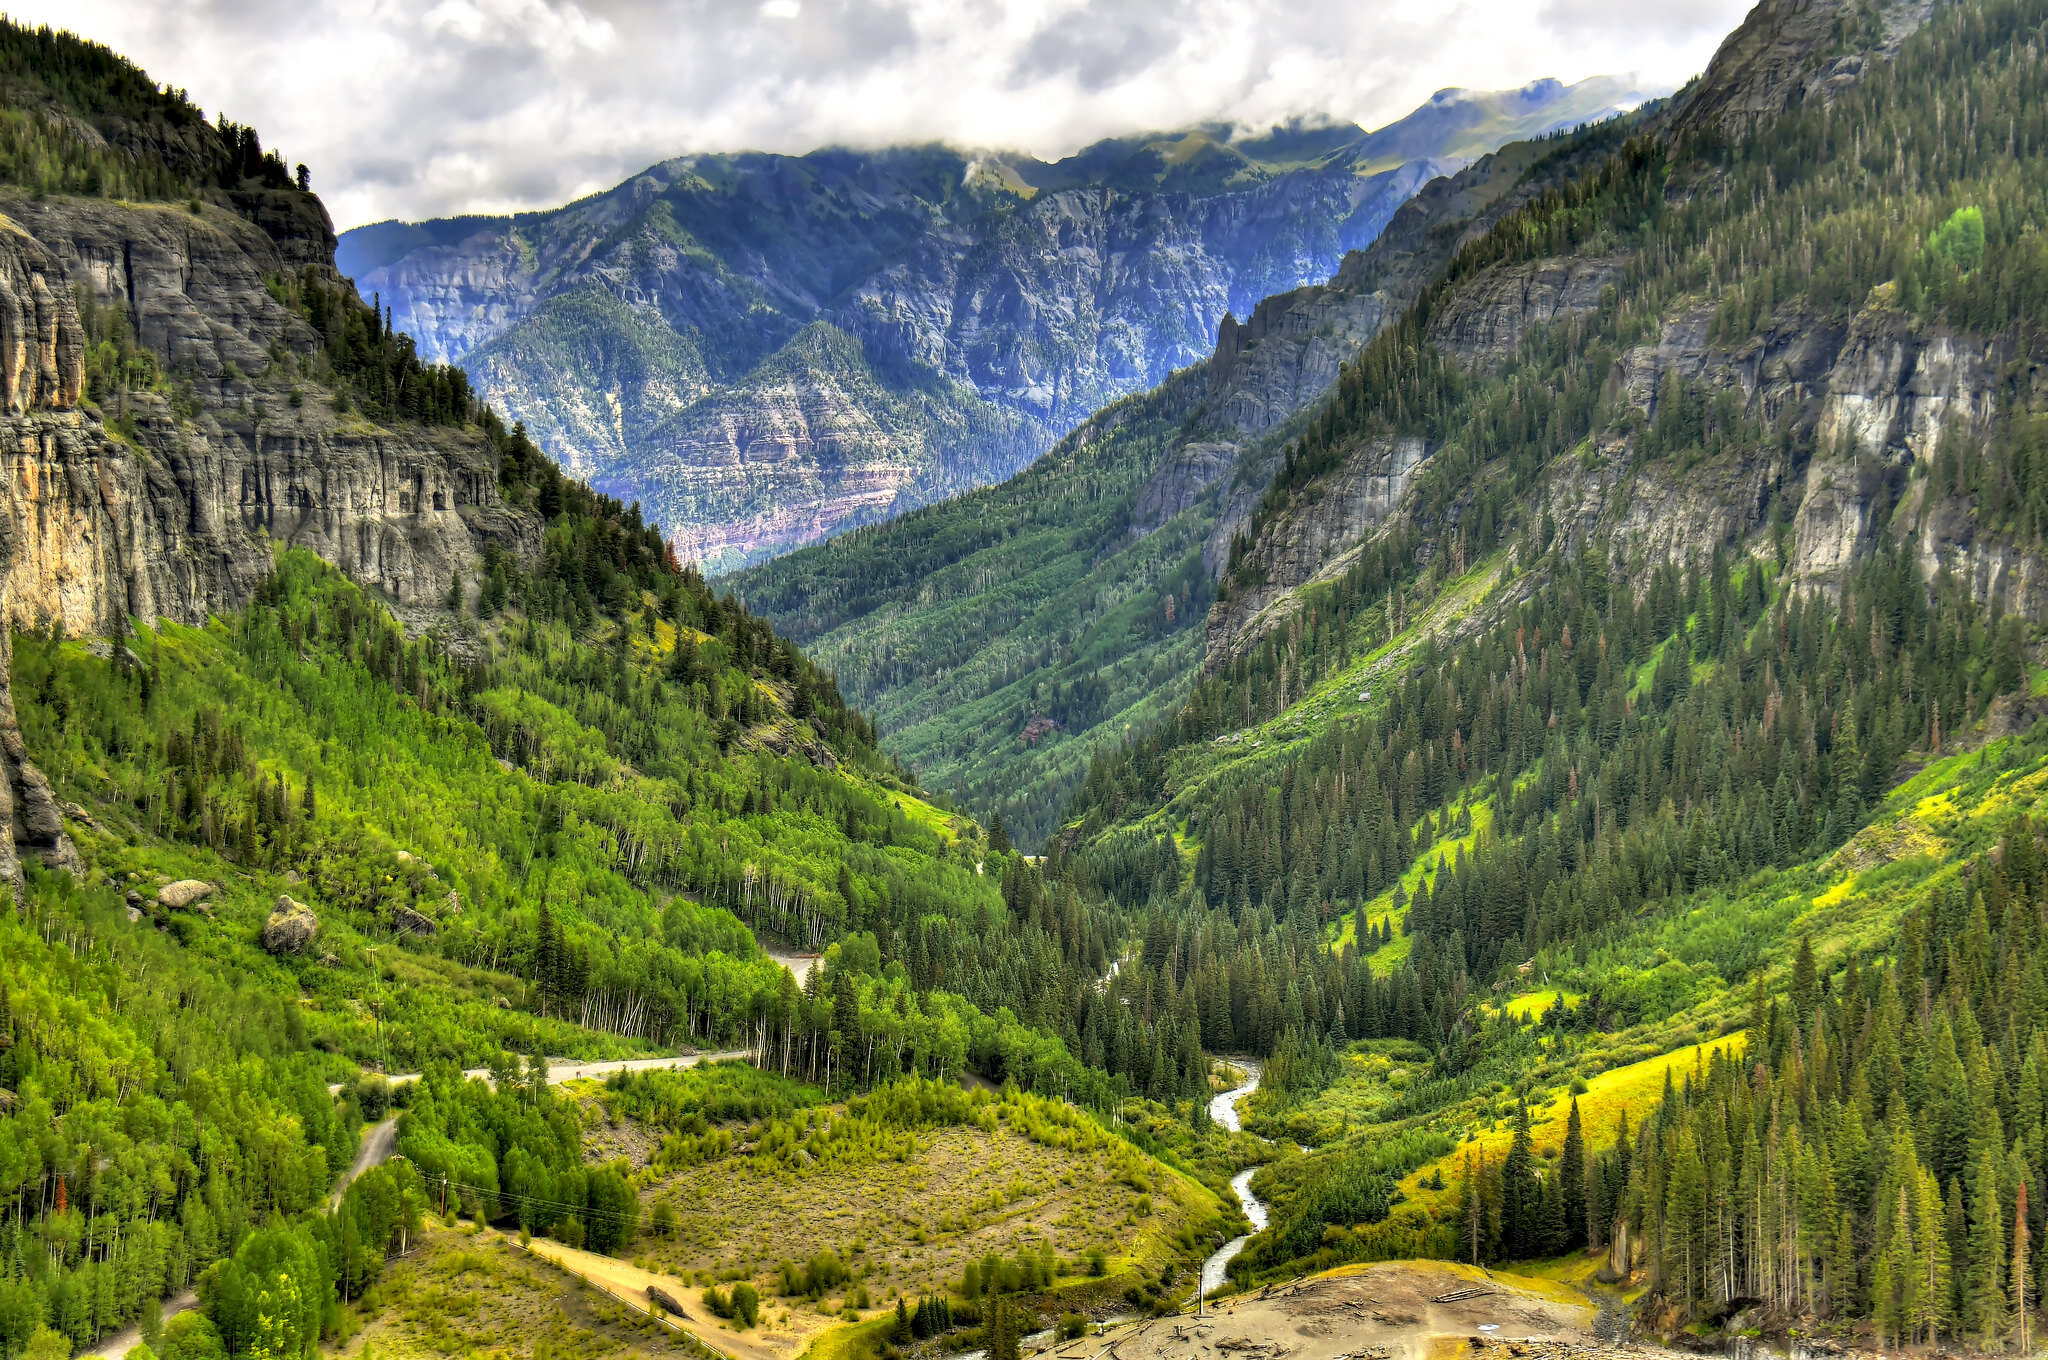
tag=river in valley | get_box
[1199,1061,1269,1299]
[944,1059,1267,1359]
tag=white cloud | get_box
[34,0,1753,228]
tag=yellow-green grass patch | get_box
[1398,1031,1748,1216]
[1499,989,1586,1023]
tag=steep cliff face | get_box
[0,188,535,887]
[0,194,529,630]
[1192,0,2021,679]
[343,77,1656,570]
[1545,300,2015,579]
[1670,0,1933,137]
[10,192,324,381]
[603,321,1036,569]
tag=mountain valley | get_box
[4,2,2048,1360]
[339,77,1656,572]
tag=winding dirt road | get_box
[94,1056,751,1358]
[325,1049,756,1096]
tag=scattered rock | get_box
[393,904,438,935]
[318,952,340,968]
[61,801,103,831]
[494,996,511,1009]
[158,880,215,910]
[263,895,320,954]
[0,1089,15,1114]
[645,1285,690,1317]
[284,869,301,885]
[394,850,415,864]
[125,906,142,924]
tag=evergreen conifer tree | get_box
[1560,1099,1588,1252]
[1968,1146,2008,1345]
[1500,1104,1536,1260]
[1790,935,1818,1028]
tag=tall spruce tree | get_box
[1500,1104,1537,1260]
[1560,1099,1588,1252]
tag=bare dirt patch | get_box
[520,1234,798,1360]
[1078,1262,1594,1360]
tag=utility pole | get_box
[364,944,389,1075]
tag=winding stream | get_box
[1199,1061,1269,1299]
[942,1060,1265,1358]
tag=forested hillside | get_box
[729,374,1219,850]
[1015,0,2048,1345]
[13,0,2048,1356]
[0,20,1236,1360]
[730,105,1669,854]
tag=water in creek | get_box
[946,1059,1266,1358]
[1200,1062,1270,1299]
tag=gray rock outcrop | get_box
[263,895,320,954]
[0,177,540,892]
[393,904,438,936]
[158,880,215,910]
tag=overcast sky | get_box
[33,0,1752,230]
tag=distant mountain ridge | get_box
[339,75,1658,572]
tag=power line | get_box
[422,1174,645,1227]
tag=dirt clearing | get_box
[1068,1262,1593,1360]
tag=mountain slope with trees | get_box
[0,22,1237,1360]
[992,0,2048,1348]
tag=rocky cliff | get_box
[1192,0,2014,676]
[0,192,528,633]
[0,182,535,891]
[1128,121,1646,585]
[343,77,1657,571]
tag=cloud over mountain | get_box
[33,0,1745,228]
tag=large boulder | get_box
[158,880,215,910]
[263,895,319,955]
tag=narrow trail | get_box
[331,1116,400,1208]
[92,1058,747,1359]
[89,1117,402,1358]
[96,951,801,1358]
[83,1289,195,1360]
